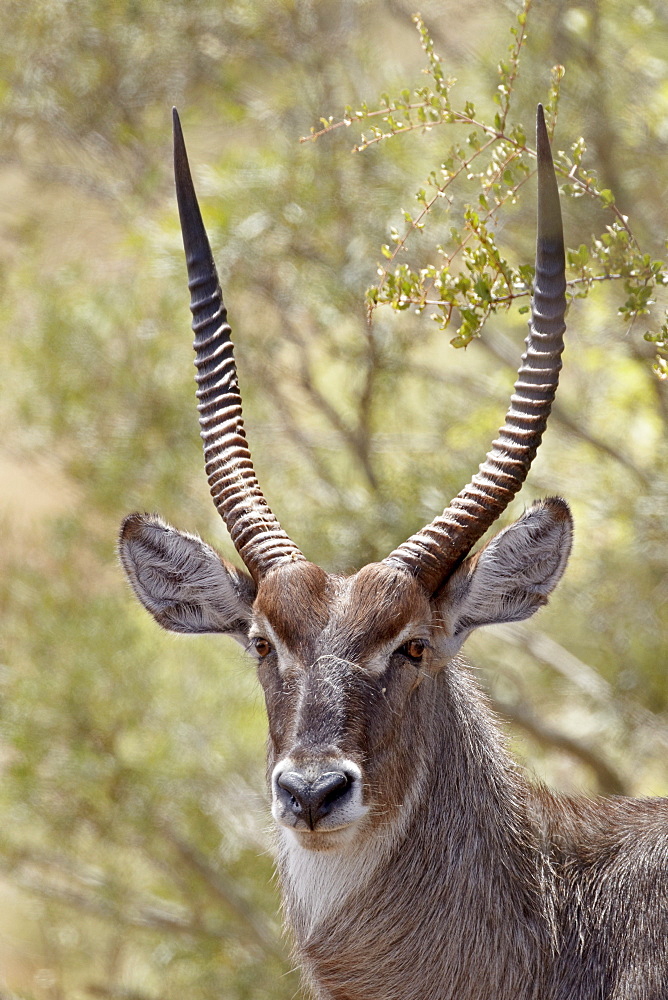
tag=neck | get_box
[276,662,554,1000]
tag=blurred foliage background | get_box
[0,0,667,997]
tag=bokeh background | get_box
[1,1,667,997]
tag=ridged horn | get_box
[172,107,305,581]
[385,104,567,593]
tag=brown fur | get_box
[284,663,668,1000]
[119,505,667,999]
[115,103,658,999]
[123,107,598,997]
[256,562,331,648]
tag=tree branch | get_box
[156,823,286,962]
[495,622,668,750]
[490,692,629,796]
[87,986,158,1000]
[478,333,649,487]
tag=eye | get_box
[398,639,426,663]
[254,637,273,658]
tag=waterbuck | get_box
[119,106,668,999]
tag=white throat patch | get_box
[276,755,427,939]
[277,825,391,938]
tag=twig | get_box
[157,824,285,962]
[479,333,649,487]
[87,986,159,1000]
[495,623,668,748]
[490,693,628,795]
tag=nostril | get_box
[276,769,355,830]
[277,772,310,817]
[313,771,350,811]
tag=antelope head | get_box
[120,106,572,853]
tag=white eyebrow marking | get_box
[249,615,429,676]
[363,621,429,676]
[249,616,312,675]
[248,617,286,658]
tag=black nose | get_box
[277,769,352,830]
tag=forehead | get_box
[254,561,430,658]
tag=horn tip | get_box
[173,108,185,159]
[172,108,182,142]
[172,108,194,215]
[535,102,563,255]
[536,103,551,166]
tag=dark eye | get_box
[254,637,273,658]
[398,639,426,663]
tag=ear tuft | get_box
[119,513,255,640]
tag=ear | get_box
[119,513,256,642]
[436,497,573,656]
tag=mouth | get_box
[282,821,364,852]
